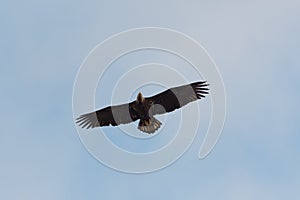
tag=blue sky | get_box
[1,0,300,199]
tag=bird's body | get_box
[76,81,209,134]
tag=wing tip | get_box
[75,112,100,129]
[192,81,210,99]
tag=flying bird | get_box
[76,81,209,134]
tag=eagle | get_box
[76,81,209,134]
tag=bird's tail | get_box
[138,117,162,134]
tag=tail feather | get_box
[138,117,162,134]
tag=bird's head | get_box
[136,92,144,103]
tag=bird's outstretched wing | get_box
[76,102,139,129]
[147,81,209,115]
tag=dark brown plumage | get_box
[76,81,209,134]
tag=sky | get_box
[1,0,300,199]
